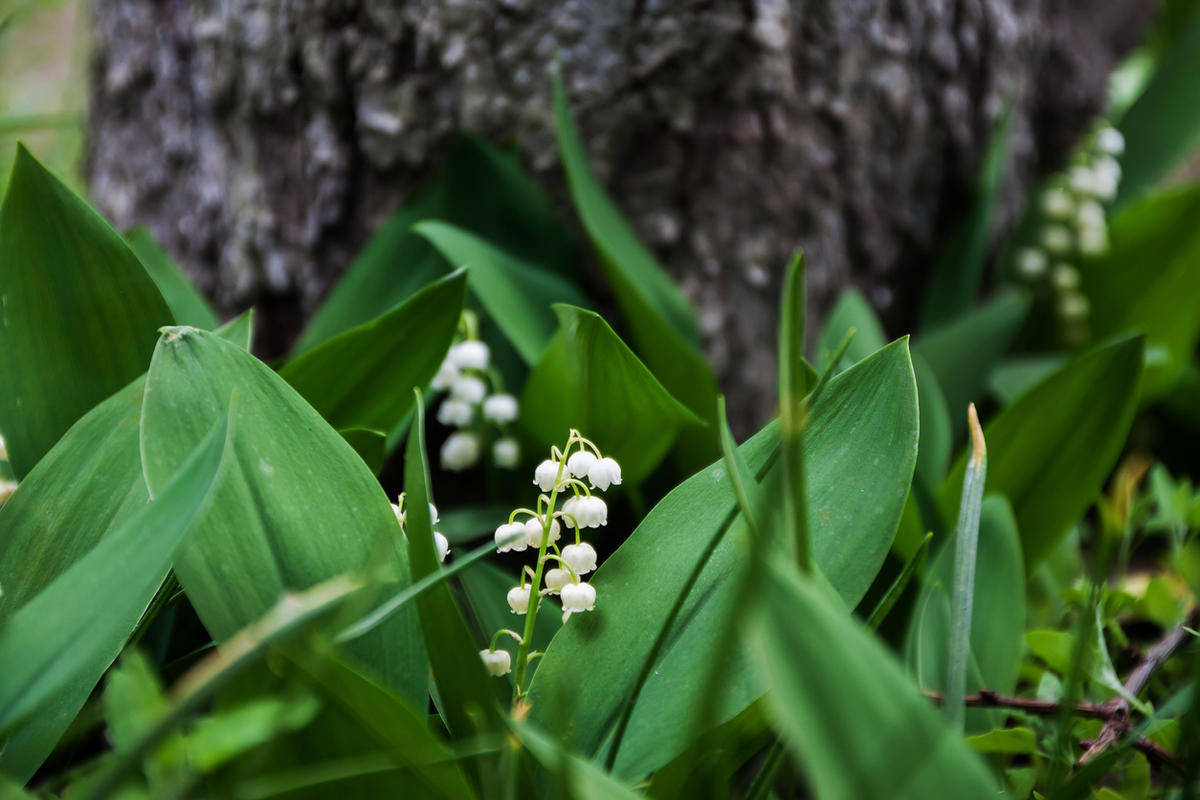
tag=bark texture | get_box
[86,0,1151,426]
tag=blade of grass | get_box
[944,404,988,731]
[779,251,812,571]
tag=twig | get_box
[1076,607,1200,767]
[923,688,1112,720]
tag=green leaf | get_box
[1116,3,1200,205]
[338,428,387,475]
[938,335,1143,565]
[914,291,1029,425]
[551,68,718,469]
[988,355,1066,406]
[125,228,219,330]
[920,111,1012,328]
[1085,183,1200,397]
[778,252,811,569]
[816,288,887,373]
[513,720,642,800]
[965,727,1038,755]
[746,563,997,800]
[912,351,952,491]
[279,270,467,435]
[415,221,592,365]
[297,133,577,352]
[905,496,1025,732]
[519,305,703,485]
[0,145,173,477]
[403,392,497,737]
[528,339,918,779]
[140,327,427,708]
[0,411,228,782]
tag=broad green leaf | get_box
[297,133,577,352]
[0,145,172,477]
[126,228,219,329]
[939,335,1143,565]
[520,305,703,485]
[513,720,642,800]
[912,352,952,489]
[551,69,718,469]
[747,562,997,800]
[914,291,1029,426]
[816,288,886,373]
[403,392,497,737]
[140,327,427,708]
[905,496,1025,731]
[0,412,228,782]
[1085,184,1200,397]
[528,339,918,779]
[988,355,1066,406]
[919,111,1012,329]
[1116,3,1200,205]
[338,428,386,475]
[415,221,592,365]
[965,727,1038,755]
[280,270,466,435]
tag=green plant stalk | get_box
[512,458,567,702]
[778,250,813,572]
[944,404,987,732]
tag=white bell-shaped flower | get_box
[561,581,597,622]
[1040,225,1072,255]
[566,450,597,479]
[1097,127,1125,156]
[1075,200,1105,231]
[1078,226,1108,256]
[392,502,439,527]
[431,358,459,391]
[450,375,487,405]
[523,515,560,548]
[495,521,528,553]
[482,393,519,424]
[1040,188,1074,219]
[1051,263,1080,292]
[561,542,598,575]
[434,531,450,563]
[533,459,560,492]
[437,399,474,427]
[440,432,481,471]
[587,457,622,491]
[570,495,607,528]
[507,584,531,614]
[450,341,490,370]
[480,648,511,676]
[1069,165,1098,196]
[544,568,571,593]
[1015,248,1047,279]
[493,438,520,468]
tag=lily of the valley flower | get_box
[587,457,622,491]
[480,648,512,676]
[507,584,531,614]
[482,393,519,424]
[493,437,520,468]
[441,432,481,471]
[437,399,474,427]
[450,375,487,405]
[562,495,607,528]
[561,542,598,575]
[434,531,451,563]
[450,340,490,370]
[533,459,561,492]
[544,568,571,593]
[495,521,528,553]
[560,581,597,622]
[566,450,597,478]
[523,515,561,548]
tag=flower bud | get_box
[544,568,571,593]
[587,457,622,491]
[495,521,528,553]
[533,459,560,492]
[450,375,487,405]
[1051,263,1080,292]
[1040,225,1073,255]
[1040,188,1074,219]
[507,584,531,614]
[437,399,474,427]
[561,542,598,575]
[1015,248,1048,279]
[440,432,481,471]
[450,341,490,370]
[480,648,511,676]
[482,393,519,424]
[566,450,598,479]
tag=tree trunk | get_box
[86,0,1150,427]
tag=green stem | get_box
[512,461,566,701]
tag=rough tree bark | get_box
[86,0,1150,427]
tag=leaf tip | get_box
[967,402,986,467]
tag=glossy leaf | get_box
[415,221,592,365]
[0,412,228,782]
[940,335,1143,565]
[140,327,427,708]
[297,134,577,352]
[403,392,497,737]
[552,68,718,469]
[520,305,703,485]
[747,562,997,799]
[0,145,172,477]
[280,270,466,435]
[126,227,219,330]
[528,339,918,779]
[338,428,387,475]
[914,291,1029,426]
[816,288,887,373]
[1085,184,1200,397]
[905,496,1025,731]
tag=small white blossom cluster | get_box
[391,495,450,563]
[1012,123,1124,344]
[479,430,620,678]
[431,314,521,472]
